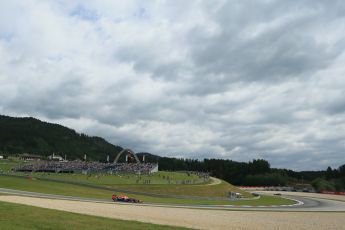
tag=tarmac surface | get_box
[0,192,345,230]
[0,187,344,211]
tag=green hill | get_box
[0,115,122,161]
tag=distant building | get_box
[48,154,64,161]
[0,155,3,159]
[18,153,42,161]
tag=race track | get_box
[0,187,344,211]
[1,188,345,230]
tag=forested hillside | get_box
[0,115,122,161]
[1,114,344,191]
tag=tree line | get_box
[142,154,345,191]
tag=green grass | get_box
[0,200,190,230]
[0,175,116,199]
[111,181,250,198]
[0,159,251,198]
[1,173,252,199]
[28,173,252,198]
[29,171,207,185]
[0,175,295,206]
[114,194,295,206]
[0,160,295,206]
[0,159,22,172]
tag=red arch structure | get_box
[113,149,140,163]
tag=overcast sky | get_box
[1,1,345,170]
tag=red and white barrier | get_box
[320,191,345,196]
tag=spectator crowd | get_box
[14,160,158,174]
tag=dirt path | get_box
[206,177,221,185]
[1,195,344,230]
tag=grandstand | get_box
[14,161,158,174]
[14,149,158,174]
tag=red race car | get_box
[112,194,142,203]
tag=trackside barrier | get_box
[239,186,275,190]
[320,191,345,196]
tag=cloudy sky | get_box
[1,0,345,170]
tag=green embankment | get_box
[0,160,252,198]
[21,173,251,198]
[0,175,295,206]
[111,181,247,198]
[0,201,190,230]
[0,159,295,206]
[27,171,207,185]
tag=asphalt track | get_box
[1,187,344,212]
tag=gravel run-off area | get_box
[0,196,344,230]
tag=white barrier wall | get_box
[150,164,159,173]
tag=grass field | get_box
[24,171,208,185]
[110,181,248,197]
[0,159,297,206]
[0,159,252,198]
[0,175,295,206]
[0,200,190,230]
[23,173,251,198]
[0,159,21,172]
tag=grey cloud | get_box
[323,95,345,115]
[187,1,344,85]
[1,1,345,170]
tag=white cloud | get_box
[1,0,345,170]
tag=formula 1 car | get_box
[111,194,142,203]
